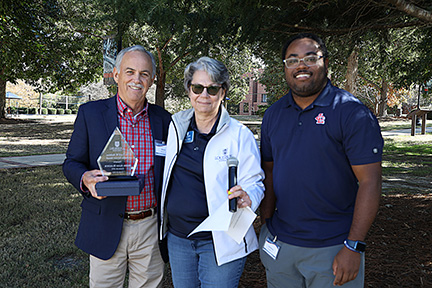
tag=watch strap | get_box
[344,239,366,253]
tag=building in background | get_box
[238,73,268,115]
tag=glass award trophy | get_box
[95,127,144,196]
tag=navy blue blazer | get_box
[63,96,171,260]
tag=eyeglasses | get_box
[283,55,324,68]
[190,84,222,96]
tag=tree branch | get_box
[272,20,428,36]
[359,74,380,91]
[168,51,191,71]
[384,0,432,22]
[162,36,174,51]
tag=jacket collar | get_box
[173,105,230,139]
[102,96,119,136]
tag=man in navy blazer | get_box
[63,45,171,288]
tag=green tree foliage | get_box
[228,0,432,115]
[64,0,254,108]
[2,0,431,118]
[0,0,101,118]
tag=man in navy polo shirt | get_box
[259,33,383,287]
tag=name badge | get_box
[262,236,280,260]
[154,140,166,157]
[184,131,194,144]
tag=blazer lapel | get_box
[103,96,119,136]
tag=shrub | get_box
[65,109,72,115]
[41,108,48,115]
[28,107,37,114]
[57,108,65,115]
[48,108,57,115]
[18,107,28,114]
[256,105,268,117]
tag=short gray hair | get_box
[115,45,157,78]
[184,57,230,96]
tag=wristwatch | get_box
[344,239,366,253]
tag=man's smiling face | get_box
[284,37,328,100]
[113,50,155,113]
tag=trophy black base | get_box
[96,175,145,196]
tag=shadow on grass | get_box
[0,122,74,157]
[0,166,88,287]
[383,138,432,191]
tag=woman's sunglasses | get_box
[190,84,222,96]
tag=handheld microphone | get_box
[227,157,239,212]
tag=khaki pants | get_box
[89,216,164,288]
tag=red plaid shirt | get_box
[117,95,155,212]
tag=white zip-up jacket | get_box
[160,106,265,266]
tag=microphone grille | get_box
[226,157,238,167]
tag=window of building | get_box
[262,94,268,103]
[243,103,249,113]
[252,81,258,102]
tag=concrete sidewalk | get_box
[0,126,430,170]
[0,154,65,169]
[381,126,432,136]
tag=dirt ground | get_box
[234,193,432,288]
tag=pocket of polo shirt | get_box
[80,199,101,215]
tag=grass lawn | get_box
[0,166,88,287]
[382,136,432,195]
[0,120,74,157]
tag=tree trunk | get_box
[0,77,6,119]
[378,80,388,117]
[345,48,359,96]
[155,71,166,108]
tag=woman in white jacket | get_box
[160,57,264,287]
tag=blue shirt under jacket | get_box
[166,113,220,240]
[260,80,383,248]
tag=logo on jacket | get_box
[215,148,231,162]
[315,113,326,125]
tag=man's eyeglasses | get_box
[283,55,324,68]
[190,84,222,96]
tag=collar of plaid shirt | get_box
[116,95,155,212]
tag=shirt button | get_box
[298,122,303,126]
[194,147,199,151]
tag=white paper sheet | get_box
[188,199,257,244]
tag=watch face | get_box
[355,241,366,252]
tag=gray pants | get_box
[259,224,365,288]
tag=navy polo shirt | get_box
[260,80,383,247]
[166,112,220,240]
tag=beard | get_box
[286,69,328,98]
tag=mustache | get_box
[128,83,144,89]
[294,70,311,74]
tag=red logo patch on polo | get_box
[315,113,326,125]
